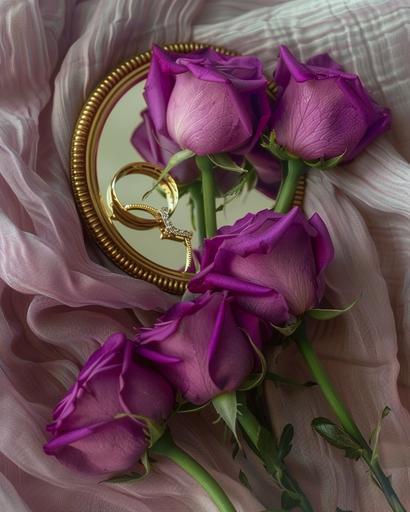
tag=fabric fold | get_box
[0,0,409,510]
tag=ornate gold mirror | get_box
[71,43,304,295]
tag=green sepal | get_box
[271,319,301,337]
[215,164,256,212]
[142,148,195,199]
[369,406,391,465]
[240,372,266,391]
[265,371,317,389]
[212,392,239,441]
[115,413,165,448]
[103,471,145,484]
[239,331,267,391]
[156,181,190,199]
[307,299,358,321]
[312,417,364,460]
[140,417,165,448]
[208,153,247,173]
[177,401,210,414]
[262,131,346,169]
[103,451,151,484]
[261,131,299,161]
[277,424,294,462]
[226,164,256,194]
[304,151,346,170]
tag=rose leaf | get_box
[312,417,363,460]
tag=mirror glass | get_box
[96,77,274,271]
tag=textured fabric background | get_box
[0,1,409,510]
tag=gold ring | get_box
[107,162,179,230]
[107,162,193,272]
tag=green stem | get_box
[273,159,305,213]
[295,323,406,512]
[370,460,407,512]
[274,160,288,206]
[237,393,314,512]
[151,430,236,512]
[237,391,277,447]
[190,181,206,245]
[295,325,365,446]
[196,156,217,237]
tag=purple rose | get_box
[44,333,174,475]
[135,292,262,405]
[189,208,334,323]
[131,109,241,192]
[132,109,281,196]
[271,45,391,161]
[144,45,270,156]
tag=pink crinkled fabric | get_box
[0,1,409,511]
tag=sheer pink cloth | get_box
[0,1,409,510]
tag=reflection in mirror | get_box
[97,77,276,272]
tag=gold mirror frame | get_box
[71,42,305,295]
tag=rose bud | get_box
[131,109,241,193]
[189,207,334,324]
[271,45,391,162]
[136,291,263,405]
[132,109,198,185]
[144,45,270,156]
[44,333,174,475]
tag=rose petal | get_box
[47,418,146,475]
[208,295,254,391]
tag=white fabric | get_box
[0,0,409,510]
